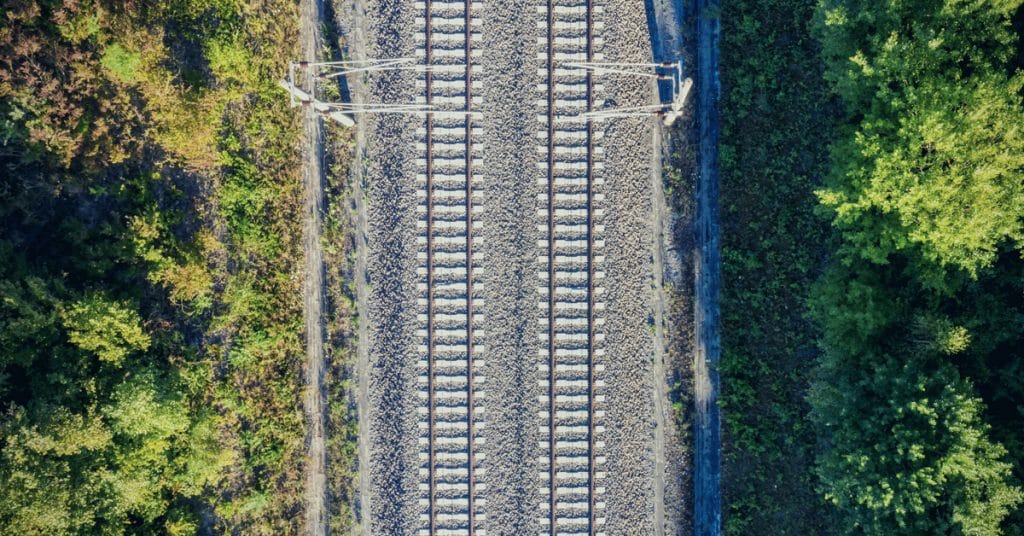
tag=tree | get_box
[816,0,1024,286]
[0,0,333,531]
[810,265,1023,534]
[0,372,228,534]
[60,293,151,366]
[0,406,112,533]
[811,1,1024,530]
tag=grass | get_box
[717,0,836,532]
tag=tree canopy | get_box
[811,0,1024,533]
[0,0,320,533]
[817,0,1024,286]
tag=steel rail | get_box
[545,0,558,530]
[585,0,597,532]
[426,1,477,532]
[465,0,477,531]
[425,0,436,532]
[546,0,597,533]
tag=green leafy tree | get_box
[60,293,151,366]
[810,266,1023,534]
[0,373,228,534]
[811,1,1024,531]
[100,43,141,83]
[816,0,1024,286]
[0,0,342,532]
[0,276,63,369]
[812,353,1022,534]
[0,407,113,533]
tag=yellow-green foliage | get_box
[810,1,1024,533]
[0,0,336,533]
[817,0,1024,285]
[61,293,151,366]
[100,43,141,82]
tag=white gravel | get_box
[363,0,422,532]
[478,0,543,532]
[584,0,660,532]
[356,0,664,531]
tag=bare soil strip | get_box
[326,2,375,532]
[299,0,329,533]
[693,0,722,533]
[326,0,375,530]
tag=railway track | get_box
[415,0,484,533]
[537,0,606,534]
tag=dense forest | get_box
[721,0,1024,534]
[0,1,357,533]
[811,0,1024,533]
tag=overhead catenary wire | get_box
[282,58,689,126]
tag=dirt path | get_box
[339,5,373,534]
[651,124,669,536]
[326,0,374,530]
[646,0,691,532]
[693,0,722,534]
[298,0,328,533]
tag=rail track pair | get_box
[415,0,604,534]
[282,0,633,533]
[279,0,706,529]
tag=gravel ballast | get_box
[363,0,421,532]
[479,0,543,532]
[354,0,666,530]
[593,0,660,531]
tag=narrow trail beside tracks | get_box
[298,0,328,533]
[330,0,374,529]
[694,0,722,533]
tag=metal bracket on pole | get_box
[278,78,356,127]
[561,60,693,126]
[280,59,476,126]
